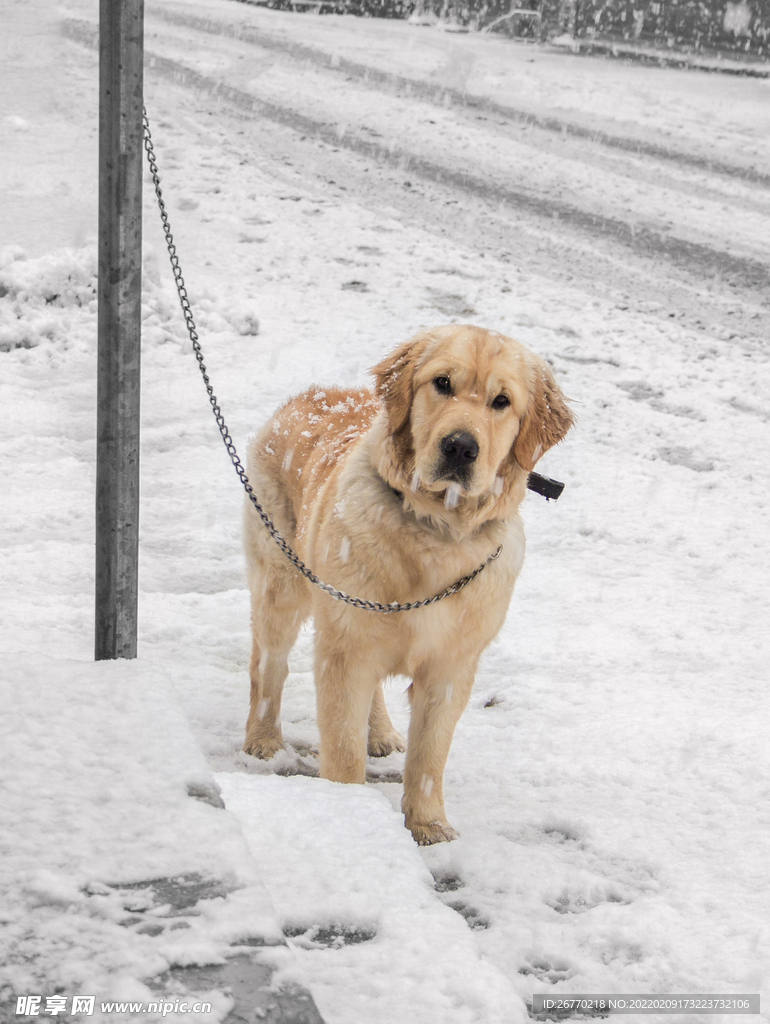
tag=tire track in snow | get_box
[62,17,770,305]
[152,4,770,189]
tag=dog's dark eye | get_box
[491,394,510,410]
[433,375,452,395]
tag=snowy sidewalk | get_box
[0,654,527,1023]
[0,654,323,1023]
[217,773,527,1023]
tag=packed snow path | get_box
[62,0,770,347]
[1,1,769,1021]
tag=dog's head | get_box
[372,325,573,525]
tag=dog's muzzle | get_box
[436,430,479,486]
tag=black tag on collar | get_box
[527,472,565,501]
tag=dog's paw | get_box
[242,734,284,760]
[408,819,460,846]
[367,729,406,758]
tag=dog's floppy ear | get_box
[513,359,573,471]
[372,335,425,434]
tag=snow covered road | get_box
[64,0,770,347]
[2,1,769,1021]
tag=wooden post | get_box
[95,0,144,660]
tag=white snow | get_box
[1,0,769,1021]
[218,773,523,1022]
[0,654,283,1022]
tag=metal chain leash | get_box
[141,109,502,613]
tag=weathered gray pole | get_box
[95,0,145,660]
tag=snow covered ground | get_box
[1,0,769,1021]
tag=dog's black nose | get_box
[440,431,479,466]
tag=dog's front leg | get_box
[402,660,478,845]
[315,631,381,785]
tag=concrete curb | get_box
[548,36,770,76]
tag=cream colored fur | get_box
[243,325,573,845]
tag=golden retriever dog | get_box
[243,325,572,845]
